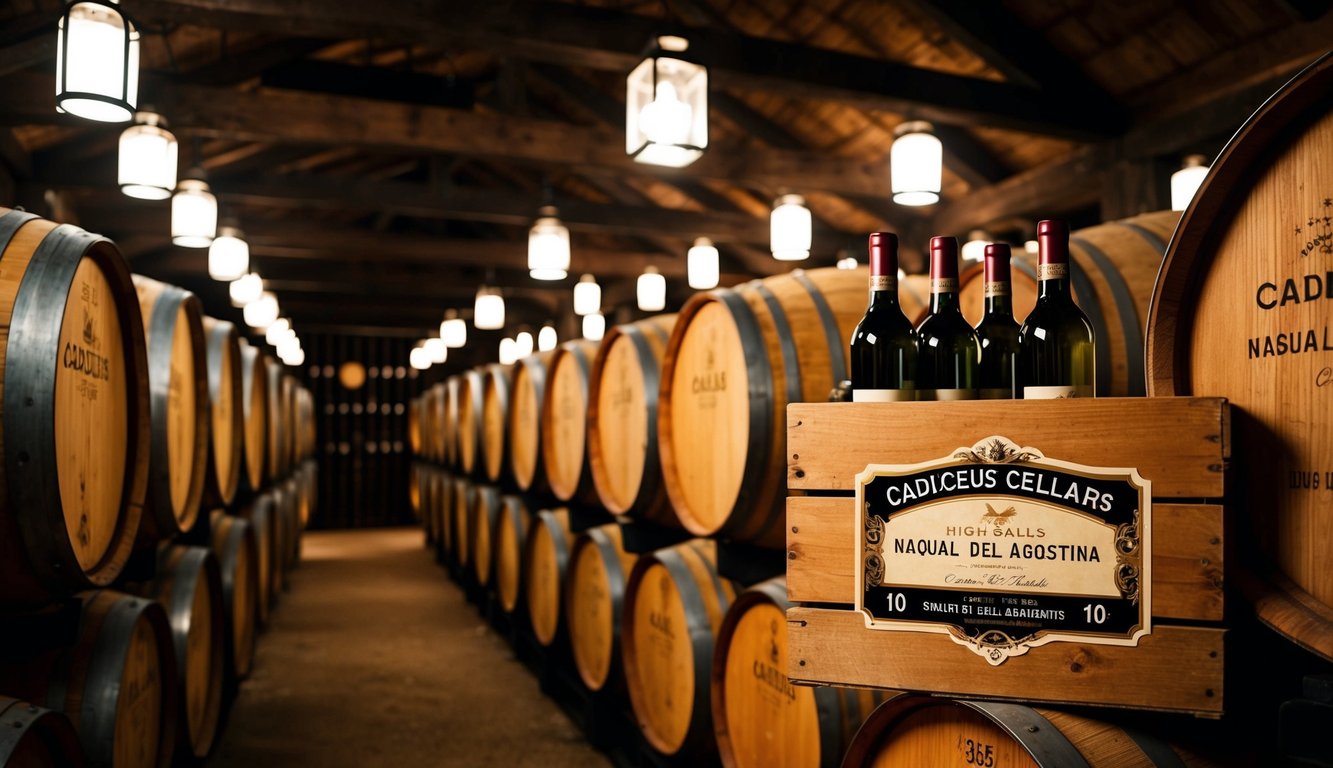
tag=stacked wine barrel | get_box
[0,208,318,767]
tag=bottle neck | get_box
[929,276,960,314]
[869,273,899,305]
[1037,264,1072,299]
[983,281,1013,318]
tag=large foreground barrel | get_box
[209,511,258,680]
[659,267,866,547]
[0,208,150,602]
[493,495,532,616]
[524,508,573,647]
[201,318,242,507]
[541,340,600,505]
[481,364,512,484]
[236,340,268,494]
[133,275,208,542]
[0,696,85,767]
[588,315,679,527]
[564,523,637,693]
[622,539,737,760]
[507,351,554,493]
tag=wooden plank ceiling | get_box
[0,0,1330,368]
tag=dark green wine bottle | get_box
[915,236,979,400]
[850,232,917,401]
[1017,220,1096,398]
[975,243,1021,399]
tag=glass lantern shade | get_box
[474,287,505,330]
[440,314,467,347]
[118,112,175,199]
[264,318,290,346]
[528,208,570,280]
[637,266,666,311]
[961,232,988,263]
[1171,155,1210,211]
[891,121,942,207]
[626,37,707,168]
[409,346,431,370]
[229,273,263,307]
[56,1,140,122]
[771,194,812,261]
[277,334,300,359]
[582,312,605,342]
[573,274,601,316]
[243,291,279,330]
[836,256,858,269]
[208,226,249,281]
[538,324,557,351]
[498,337,518,365]
[514,331,534,358]
[171,177,217,248]
[424,337,447,364]
[687,237,719,290]
[281,346,305,367]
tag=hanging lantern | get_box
[637,265,666,311]
[409,345,431,370]
[1024,240,1039,255]
[264,318,290,346]
[836,255,858,269]
[771,194,812,261]
[208,225,249,281]
[626,35,707,168]
[171,173,217,248]
[277,334,300,360]
[573,274,601,316]
[117,111,175,199]
[56,0,140,122]
[229,272,263,307]
[890,121,942,207]
[961,231,989,263]
[687,237,719,290]
[498,337,519,365]
[538,324,557,352]
[528,206,570,280]
[243,291,279,330]
[424,337,447,364]
[474,286,505,330]
[1171,154,1210,211]
[440,310,467,348]
[514,331,534,358]
[281,346,305,367]
[582,312,605,342]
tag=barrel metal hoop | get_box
[1072,233,1146,396]
[1121,724,1186,767]
[715,290,773,539]
[593,528,628,641]
[965,701,1091,768]
[145,284,191,533]
[1121,221,1169,255]
[645,319,671,346]
[0,697,46,760]
[753,282,803,407]
[1065,243,1112,396]
[626,325,663,511]
[658,547,720,755]
[792,270,849,385]
[83,597,172,765]
[568,346,594,497]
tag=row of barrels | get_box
[411,210,1179,549]
[416,467,1215,767]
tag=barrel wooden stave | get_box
[507,352,554,493]
[524,508,573,647]
[470,485,503,587]
[451,479,476,573]
[541,340,601,505]
[457,371,485,477]
[236,341,268,494]
[209,510,258,680]
[200,318,242,508]
[565,523,639,692]
[494,494,532,615]
[481,364,513,483]
[238,492,278,620]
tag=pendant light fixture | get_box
[538,324,557,352]
[243,291,279,330]
[1171,154,1210,211]
[409,345,431,370]
[573,274,601,316]
[637,265,666,311]
[771,194,812,261]
[582,312,605,342]
[687,237,719,289]
[440,309,467,348]
[474,285,505,330]
[626,35,707,168]
[424,337,447,364]
[264,318,290,346]
[890,121,942,206]
[171,171,217,248]
[229,272,263,307]
[208,224,249,281]
[961,230,989,263]
[836,254,858,269]
[281,346,304,367]
[514,331,534,359]
[118,111,175,199]
[498,337,519,365]
[528,206,570,280]
[56,0,140,122]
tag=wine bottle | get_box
[975,243,1021,399]
[1017,220,1095,398]
[915,236,979,400]
[850,232,917,401]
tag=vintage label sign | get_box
[855,436,1151,665]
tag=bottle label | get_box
[1024,384,1093,399]
[1038,264,1068,281]
[978,387,1012,399]
[853,387,915,402]
[870,275,897,291]
[917,388,975,401]
[984,282,1010,297]
[931,278,958,293]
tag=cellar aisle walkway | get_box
[209,527,610,768]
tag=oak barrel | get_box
[417,387,437,463]
[955,210,1181,397]
[201,318,242,507]
[896,273,933,326]
[280,374,299,474]
[408,397,422,458]
[435,471,453,563]
[841,695,1208,767]
[507,351,554,493]
[0,208,150,602]
[457,370,485,477]
[209,511,258,680]
[622,538,737,759]
[524,507,573,647]
[279,476,302,571]
[443,377,460,469]
[564,523,638,692]
[0,696,85,767]
[264,359,289,481]
[1146,53,1333,660]
[481,363,513,483]
[236,492,276,625]
[659,267,867,547]
[133,275,208,542]
[541,340,601,504]
[712,576,886,768]
[451,478,476,573]
[493,494,532,615]
[470,484,503,587]
[236,340,267,494]
[294,386,315,463]
[588,314,680,527]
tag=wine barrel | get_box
[954,211,1181,397]
[264,359,288,481]
[0,590,178,768]
[493,494,532,616]
[409,461,423,519]
[541,340,601,505]
[588,315,680,527]
[622,539,738,760]
[133,275,208,542]
[279,476,302,571]
[236,492,275,624]
[470,485,503,587]
[294,387,315,463]
[435,472,454,564]
[524,508,573,647]
[301,459,318,524]
[712,576,887,768]
[280,374,299,473]
[659,267,867,547]
[0,696,85,767]
[841,695,1208,767]
[0,208,149,603]
[418,388,437,464]
[564,523,638,692]
[457,370,485,478]
[897,272,933,326]
[209,511,258,680]
[451,479,476,574]
[139,545,224,760]
[443,377,460,469]
[201,318,242,508]
[481,364,513,483]
[408,397,422,458]
[1146,54,1333,660]
[507,351,554,493]
[236,340,268,494]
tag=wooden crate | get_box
[784,398,1228,717]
